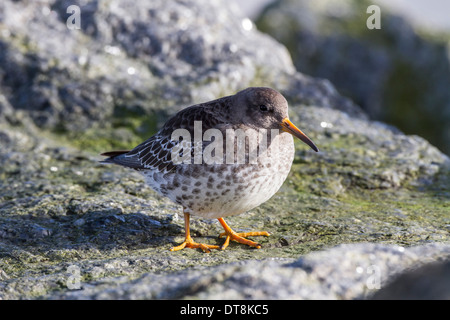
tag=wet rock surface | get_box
[0,0,449,299]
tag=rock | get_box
[292,106,448,190]
[21,243,449,299]
[0,0,361,152]
[0,0,449,300]
[256,0,450,154]
[371,259,450,300]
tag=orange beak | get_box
[281,118,319,152]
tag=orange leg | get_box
[217,218,270,250]
[170,210,220,253]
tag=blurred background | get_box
[236,0,450,155]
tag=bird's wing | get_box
[101,103,228,171]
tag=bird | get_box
[101,87,318,253]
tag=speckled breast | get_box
[142,132,295,219]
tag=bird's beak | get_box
[281,118,319,152]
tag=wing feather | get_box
[101,98,231,172]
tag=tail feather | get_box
[100,150,130,157]
[99,150,130,164]
[100,150,145,169]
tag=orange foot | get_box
[169,211,270,253]
[218,218,270,250]
[170,235,220,253]
[169,211,220,253]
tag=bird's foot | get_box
[218,229,270,250]
[169,236,220,253]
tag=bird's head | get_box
[232,87,318,152]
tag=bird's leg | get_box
[170,210,220,253]
[217,218,270,250]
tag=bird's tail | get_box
[99,150,130,164]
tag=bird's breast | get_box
[142,132,295,219]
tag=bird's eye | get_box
[259,105,269,112]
